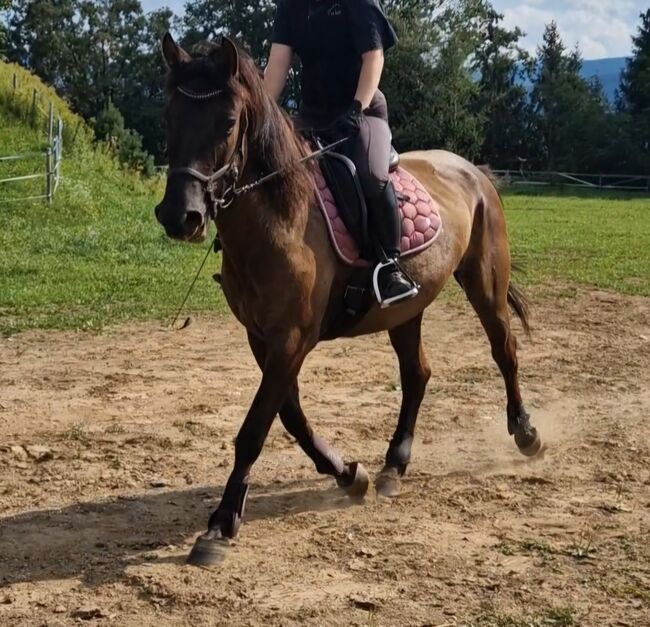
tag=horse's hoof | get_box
[375,467,401,498]
[516,429,545,458]
[338,462,369,500]
[186,531,230,568]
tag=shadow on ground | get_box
[0,477,351,587]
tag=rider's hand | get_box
[333,100,363,139]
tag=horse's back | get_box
[399,149,486,207]
[398,149,485,262]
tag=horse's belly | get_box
[342,228,460,337]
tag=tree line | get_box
[1,0,648,176]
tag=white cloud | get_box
[495,0,646,58]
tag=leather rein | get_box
[166,85,348,219]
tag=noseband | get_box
[166,86,248,219]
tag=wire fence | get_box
[494,169,650,192]
[0,74,65,205]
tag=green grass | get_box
[470,606,575,626]
[1,61,648,334]
[504,187,650,296]
[0,62,226,335]
[0,143,226,333]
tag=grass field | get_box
[1,62,648,334]
[505,186,650,296]
[0,62,226,335]
[1,182,648,335]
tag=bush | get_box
[94,101,155,177]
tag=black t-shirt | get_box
[271,0,397,115]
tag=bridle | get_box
[166,85,249,219]
[165,84,350,220]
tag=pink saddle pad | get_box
[313,165,442,267]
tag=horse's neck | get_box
[216,176,309,257]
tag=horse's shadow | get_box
[0,477,351,587]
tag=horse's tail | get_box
[507,276,532,338]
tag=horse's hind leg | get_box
[376,313,431,497]
[454,207,542,456]
[248,333,369,499]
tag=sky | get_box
[140,0,647,59]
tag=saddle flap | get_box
[318,151,370,256]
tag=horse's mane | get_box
[168,41,313,214]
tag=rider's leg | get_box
[354,114,418,306]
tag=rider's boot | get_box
[370,181,419,307]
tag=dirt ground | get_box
[1,285,649,627]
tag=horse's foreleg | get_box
[248,333,369,498]
[187,329,306,567]
[280,381,369,497]
[376,313,431,497]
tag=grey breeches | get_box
[351,92,392,201]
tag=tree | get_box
[95,101,155,175]
[382,0,490,159]
[182,0,276,61]
[472,7,533,168]
[529,22,610,171]
[4,0,171,159]
[617,9,650,172]
[0,0,10,57]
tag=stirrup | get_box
[372,259,419,309]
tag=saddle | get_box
[311,142,442,267]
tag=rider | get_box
[264,0,418,306]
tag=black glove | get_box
[332,100,363,139]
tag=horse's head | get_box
[155,33,246,242]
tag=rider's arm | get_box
[265,0,293,101]
[355,49,384,110]
[350,0,397,109]
[264,43,293,101]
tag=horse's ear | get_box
[221,35,240,77]
[161,32,190,69]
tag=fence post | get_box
[55,118,63,193]
[48,103,54,145]
[45,148,53,203]
[31,89,38,114]
[12,74,17,92]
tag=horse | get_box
[155,34,543,567]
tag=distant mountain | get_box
[581,57,627,102]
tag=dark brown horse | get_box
[155,34,543,566]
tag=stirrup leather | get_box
[372,260,419,309]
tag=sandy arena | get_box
[1,286,649,626]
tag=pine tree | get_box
[472,7,532,167]
[617,9,650,172]
[529,22,609,171]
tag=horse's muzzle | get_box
[155,203,206,242]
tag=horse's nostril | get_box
[185,210,204,233]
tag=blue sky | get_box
[141,0,647,59]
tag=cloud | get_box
[495,0,645,58]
